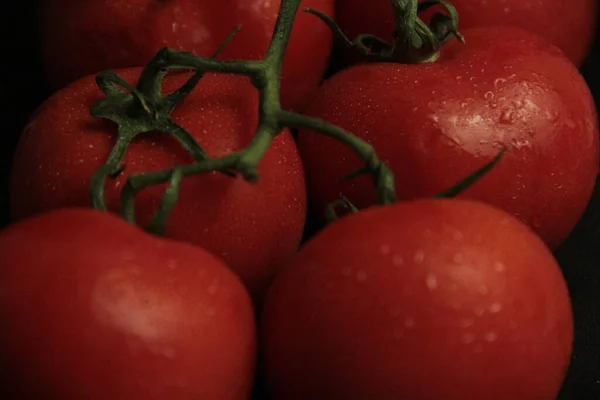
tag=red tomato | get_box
[336,0,597,66]
[0,209,256,399]
[10,68,306,302]
[261,199,573,399]
[298,26,599,249]
[38,0,334,112]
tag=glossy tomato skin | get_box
[336,0,597,66]
[10,68,306,302]
[0,209,256,399]
[298,26,598,249]
[38,0,334,112]
[261,199,573,399]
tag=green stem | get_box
[91,0,398,234]
[305,0,463,63]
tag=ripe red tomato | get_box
[336,0,597,66]
[298,26,599,249]
[0,209,256,399]
[10,68,306,302]
[261,199,573,399]
[38,0,334,112]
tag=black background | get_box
[1,2,599,399]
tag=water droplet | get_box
[167,260,178,270]
[453,253,465,263]
[404,317,415,328]
[494,78,507,89]
[489,302,502,313]
[426,274,438,290]
[356,270,368,282]
[392,255,404,267]
[478,285,489,295]
[484,91,494,100]
[162,347,176,359]
[484,332,498,342]
[413,251,425,264]
[545,110,559,122]
[460,318,474,328]
[207,284,218,295]
[474,307,485,316]
[462,333,475,344]
[380,244,391,255]
[499,109,514,124]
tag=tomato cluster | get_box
[1,0,598,399]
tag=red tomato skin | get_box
[298,26,598,249]
[10,69,306,302]
[336,0,597,66]
[0,209,256,399]
[261,199,573,400]
[38,0,334,112]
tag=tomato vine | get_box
[89,0,503,234]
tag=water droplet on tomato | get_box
[499,109,514,124]
[404,317,415,328]
[207,284,218,295]
[413,251,425,264]
[460,318,474,328]
[380,244,391,255]
[484,91,494,100]
[392,255,404,267]
[484,332,498,342]
[426,274,437,290]
[462,333,475,344]
[494,78,507,89]
[493,262,506,272]
[489,302,502,313]
[356,270,368,282]
[545,110,559,122]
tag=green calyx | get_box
[89,0,397,235]
[305,0,464,64]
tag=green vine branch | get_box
[89,0,397,233]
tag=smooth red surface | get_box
[38,0,334,111]
[298,26,599,249]
[261,199,573,399]
[10,69,307,302]
[0,209,256,399]
[336,0,597,66]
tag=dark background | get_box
[1,2,599,399]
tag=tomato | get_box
[10,68,307,302]
[297,26,599,249]
[0,208,256,399]
[336,0,597,66]
[261,198,573,399]
[38,0,334,112]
